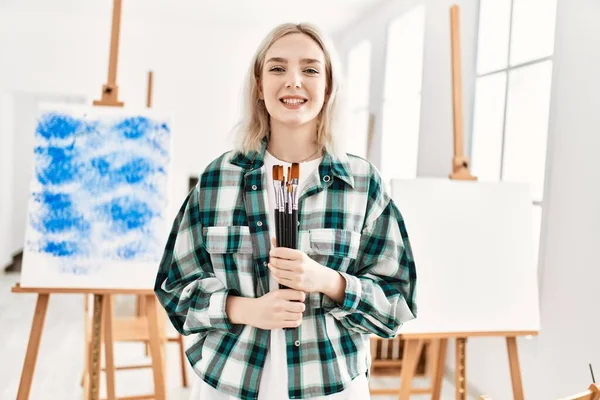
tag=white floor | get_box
[0,272,475,400]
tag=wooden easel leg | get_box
[82,295,89,388]
[399,339,423,400]
[137,295,150,356]
[16,293,50,400]
[432,338,448,400]
[145,295,166,400]
[82,296,91,399]
[455,338,467,400]
[506,337,524,400]
[177,334,188,387]
[426,340,436,379]
[104,295,116,400]
[368,335,378,392]
[88,294,105,400]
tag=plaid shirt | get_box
[154,138,417,400]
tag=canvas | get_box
[20,104,172,289]
[391,178,540,334]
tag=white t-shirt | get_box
[191,151,371,400]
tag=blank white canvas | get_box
[391,178,541,334]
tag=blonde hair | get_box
[233,22,347,157]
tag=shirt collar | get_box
[229,136,354,188]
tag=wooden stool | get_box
[82,293,169,400]
[368,335,436,397]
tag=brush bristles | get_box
[291,163,299,181]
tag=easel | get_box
[397,331,537,400]
[12,1,169,399]
[12,285,166,400]
[370,5,538,400]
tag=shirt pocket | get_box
[306,228,361,275]
[307,228,361,261]
[296,228,360,310]
[202,226,254,277]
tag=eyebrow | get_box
[265,57,323,66]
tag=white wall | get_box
[334,0,478,177]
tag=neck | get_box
[267,119,321,163]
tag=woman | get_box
[154,22,417,400]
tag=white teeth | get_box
[282,99,306,105]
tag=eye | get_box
[304,68,319,75]
[269,66,285,72]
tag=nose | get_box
[285,71,302,89]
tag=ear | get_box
[257,78,264,100]
[324,84,331,102]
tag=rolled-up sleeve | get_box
[154,187,243,336]
[322,179,417,338]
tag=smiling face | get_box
[259,33,328,129]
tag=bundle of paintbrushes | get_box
[272,163,300,292]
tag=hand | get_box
[268,237,329,294]
[248,289,306,330]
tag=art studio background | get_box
[1,0,598,399]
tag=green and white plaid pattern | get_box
[154,138,417,400]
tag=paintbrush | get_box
[287,167,293,249]
[291,163,299,249]
[272,165,281,247]
[278,166,286,247]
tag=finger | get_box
[284,301,306,313]
[274,273,295,285]
[270,236,277,248]
[269,265,298,286]
[282,312,303,321]
[284,319,302,328]
[270,246,302,261]
[273,274,296,290]
[268,259,296,273]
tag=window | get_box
[471,0,558,266]
[381,5,425,181]
[345,40,372,159]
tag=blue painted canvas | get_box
[21,105,172,289]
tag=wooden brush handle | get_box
[292,211,298,249]
[274,210,280,247]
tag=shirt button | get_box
[263,261,267,266]
[257,221,263,227]
[323,175,331,182]
[252,184,257,190]
[294,340,300,347]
